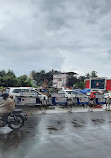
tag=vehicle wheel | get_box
[8,115,24,130]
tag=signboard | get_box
[51,93,65,98]
[79,98,89,103]
[77,97,89,104]
[17,97,36,105]
[91,79,105,90]
[21,97,36,103]
[55,97,67,103]
[98,98,105,103]
[96,98,106,104]
[51,96,67,105]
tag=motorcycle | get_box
[0,109,28,130]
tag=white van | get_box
[5,87,48,102]
[6,87,34,96]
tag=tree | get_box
[77,81,85,89]
[77,76,86,89]
[0,70,6,77]
[0,69,99,89]
[0,70,18,87]
[7,70,16,78]
[4,76,19,87]
[91,71,97,78]
[78,76,86,81]
[30,70,61,87]
[85,73,90,79]
[67,75,78,88]
[18,75,32,87]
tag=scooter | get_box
[0,109,28,130]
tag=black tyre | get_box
[8,115,24,130]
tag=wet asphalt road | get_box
[1,109,111,158]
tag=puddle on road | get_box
[1,111,111,158]
[71,119,86,128]
[46,126,58,131]
[24,112,111,158]
[91,118,106,124]
[0,115,41,158]
[46,127,58,134]
[0,127,12,135]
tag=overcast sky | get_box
[0,0,111,77]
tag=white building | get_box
[53,72,77,89]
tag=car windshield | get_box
[75,91,82,94]
[65,91,82,94]
[66,91,75,94]
[58,91,65,94]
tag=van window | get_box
[30,90,35,92]
[21,89,29,92]
[12,89,21,93]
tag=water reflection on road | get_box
[0,111,111,158]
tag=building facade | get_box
[53,72,77,89]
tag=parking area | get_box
[0,108,111,158]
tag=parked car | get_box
[104,93,111,99]
[58,90,82,99]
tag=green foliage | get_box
[67,75,85,89]
[0,70,6,77]
[0,69,98,89]
[67,75,78,88]
[85,73,90,79]
[17,75,32,87]
[30,69,60,87]
[85,71,98,79]
[90,71,97,78]
[66,70,98,89]
[0,70,32,87]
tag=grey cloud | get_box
[0,0,111,77]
